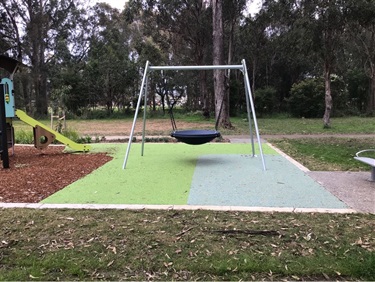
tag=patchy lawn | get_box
[0,209,373,281]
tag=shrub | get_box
[15,129,33,144]
[254,86,279,116]
[61,128,81,143]
[287,78,325,118]
[288,76,349,118]
[346,69,370,114]
[330,74,349,117]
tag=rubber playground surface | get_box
[41,143,350,211]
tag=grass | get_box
[255,116,375,135]
[270,138,375,171]
[3,114,374,280]
[0,209,373,281]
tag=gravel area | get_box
[308,171,374,214]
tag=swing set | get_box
[122,59,266,170]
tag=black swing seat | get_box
[171,129,221,145]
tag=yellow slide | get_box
[15,109,91,152]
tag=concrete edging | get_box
[0,203,357,214]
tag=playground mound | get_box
[0,145,112,203]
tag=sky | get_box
[95,0,262,16]
[98,0,127,10]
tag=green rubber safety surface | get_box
[42,143,275,205]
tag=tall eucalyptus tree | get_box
[83,3,136,114]
[345,0,375,113]
[310,0,346,127]
[0,0,86,116]
[212,0,232,127]
[126,0,213,112]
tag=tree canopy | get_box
[1,0,374,124]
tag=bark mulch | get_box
[0,146,112,203]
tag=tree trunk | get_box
[323,62,333,128]
[251,58,256,96]
[28,1,49,116]
[34,74,48,116]
[367,62,375,114]
[368,73,375,113]
[199,71,209,116]
[212,0,231,128]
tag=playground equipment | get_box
[354,149,375,182]
[168,91,225,145]
[50,110,66,132]
[0,55,90,168]
[123,60,266,170]
[15,109,90,152]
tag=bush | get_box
[287,76,350,118]
[254,86,279,116]
[15,130,33,144]
[61,128,81,143]
[14,127,92,145]
[287,78,325,118]
[346,69,370,114]
[330,74,349,117]
[229,79,245,116]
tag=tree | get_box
[0,0,86,116]
[127,0,213,112]
[257,0,345,125]
[239,0,319,113]
[345,0,375,114]
[212,0,231,128]
[239,15,268,94]
[83,3,136,115]
[304,0,345,127]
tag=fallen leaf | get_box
[164,262,173,267]
[303,233,312,241]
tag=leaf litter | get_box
[0,209,373,281]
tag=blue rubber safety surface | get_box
[188,154,348,209]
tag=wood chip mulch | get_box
[0,146,112,203]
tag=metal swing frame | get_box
[122,59,266,170]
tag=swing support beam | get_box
[122,60,266,171]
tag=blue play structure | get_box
[0,55,21,168]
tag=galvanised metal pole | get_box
[123,61,150,169]
[124,61,266,171]
[141,74,149,156]
[243,76,256,157]
[242,59,266,171]
[149,65,243,71]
